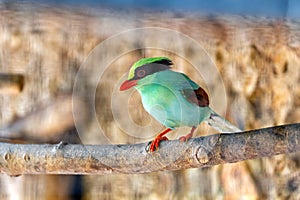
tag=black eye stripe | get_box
[152,59,173,66]
[131,63,172,80]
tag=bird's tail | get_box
[204,108,242,133]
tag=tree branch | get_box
[0,123,299,176]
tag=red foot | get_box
[179,133,192,142]
[179,127,196,142]
[148,128,172,152]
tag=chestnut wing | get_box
[181,87,209,107]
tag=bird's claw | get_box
[179,132,193,143]
[145,136,169,152]
[179,136,188,142]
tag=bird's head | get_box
[119,57,173,91]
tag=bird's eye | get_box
[137,69,146,78]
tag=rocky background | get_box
[0,2,300,199]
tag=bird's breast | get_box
[136,84,210,128]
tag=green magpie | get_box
[120,57,241,152]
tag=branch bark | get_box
[0,123,299,176]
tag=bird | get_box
[120,57,241,152]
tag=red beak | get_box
[119,80,138,91]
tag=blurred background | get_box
[0,0,300,199]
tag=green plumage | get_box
[121,57,241,141]
[135,69,211,128]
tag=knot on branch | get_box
[195,146,212,164]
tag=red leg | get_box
[179,127,196,142]
[149,128,172,152]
